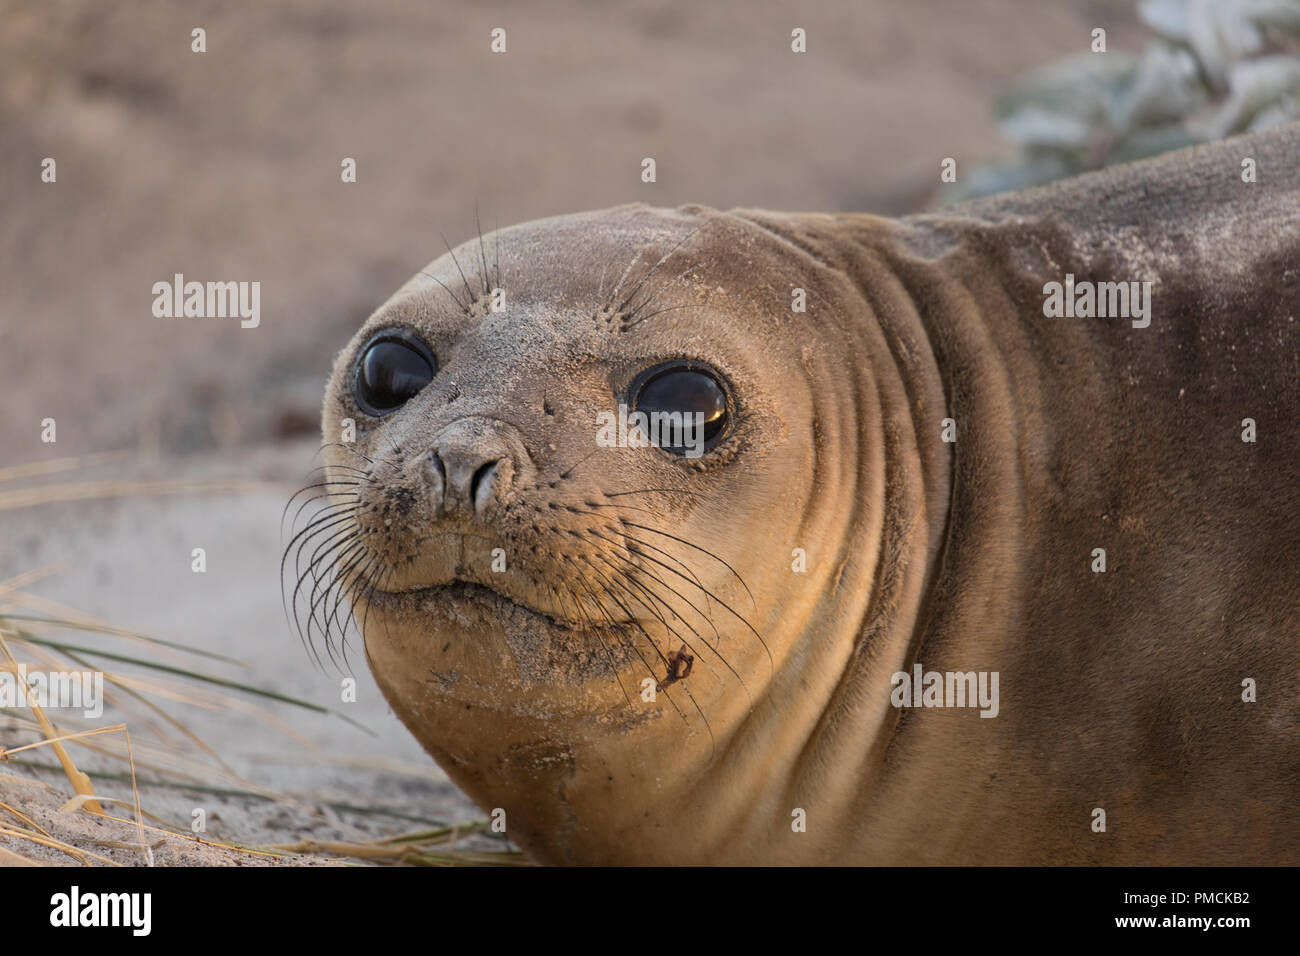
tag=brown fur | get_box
[318,123,1300,864]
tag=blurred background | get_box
[0,0,1150,458]
[2,0,1296,861]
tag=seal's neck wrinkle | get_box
[662,210,958,861]
[839,220,1038,859]
[777,228,960,856]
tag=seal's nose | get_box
[429,449,500,517]
[426,428,516,519]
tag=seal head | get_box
[316,201,951,864]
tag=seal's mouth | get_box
[364,577,655,696]
[366,579,626,634]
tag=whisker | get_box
[622,303,697,330]
[306,538,365,655]
[324,548,378,644]
[605,247,647,310]
[280,504,358,613]
[587,552,725,687]
[623,261,698,317]
[571,511,770,675]
[549,576,634,709]
[439,230,476,307]
[616,221,707,314]
[281,482,361,537]
[286,514,360,640]
[578,559,715,750]
[314,441,385,467]
[620,521,758,610]
[571,571,689,726]
[602,487,706,499]
[475,202,491,297]
[587,532,721,644]
[419,269,469,314]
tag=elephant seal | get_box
[302,123,1300,864]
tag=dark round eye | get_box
[631,362,731,455]
[354,331,437,416]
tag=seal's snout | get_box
[425,421,520,520]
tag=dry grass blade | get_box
[0,633,102,813]
[0,845,41,865]
[0,452,126,484]
[9,630,346,719]
[2,609,247,666]
[0,822,115,866]
[0,478,286,512]
[0,722,150,863]
[265,831,531,867]
[0,798,49,835]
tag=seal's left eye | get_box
[354,332,437,416]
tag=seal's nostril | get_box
[470,459,500,514]
[428,450,447,484]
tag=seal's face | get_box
[313,204,887,860]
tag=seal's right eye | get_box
[354,332,437,416]
[630,360,731,454]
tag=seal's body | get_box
[317,125,1300,864]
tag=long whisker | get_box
[616,222,707,314]
[306,538,365,661]
[286,488,359,539]
[281,482,361,536]
[622,261,698,319]
[548,575,634,709]
[588,552,724,687]
[622,304,698,330]
[419,269,469,314]
[314,441,387,468]
[321,545,374,652]
[439,230,476,307]
[577,559,714,751]
[593,547,753,718]
[281,504,357,604]
[587,532,722,646]
[618,520,758,609]
[494,213,501,294]
[475,202,491,297]
[599,524,710,599]
[605,247,647,310]
[602,487,707,499]
[571,568,689,726]
[286,512,360,637]
[295,532,358,648]
[570,510,770,672]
